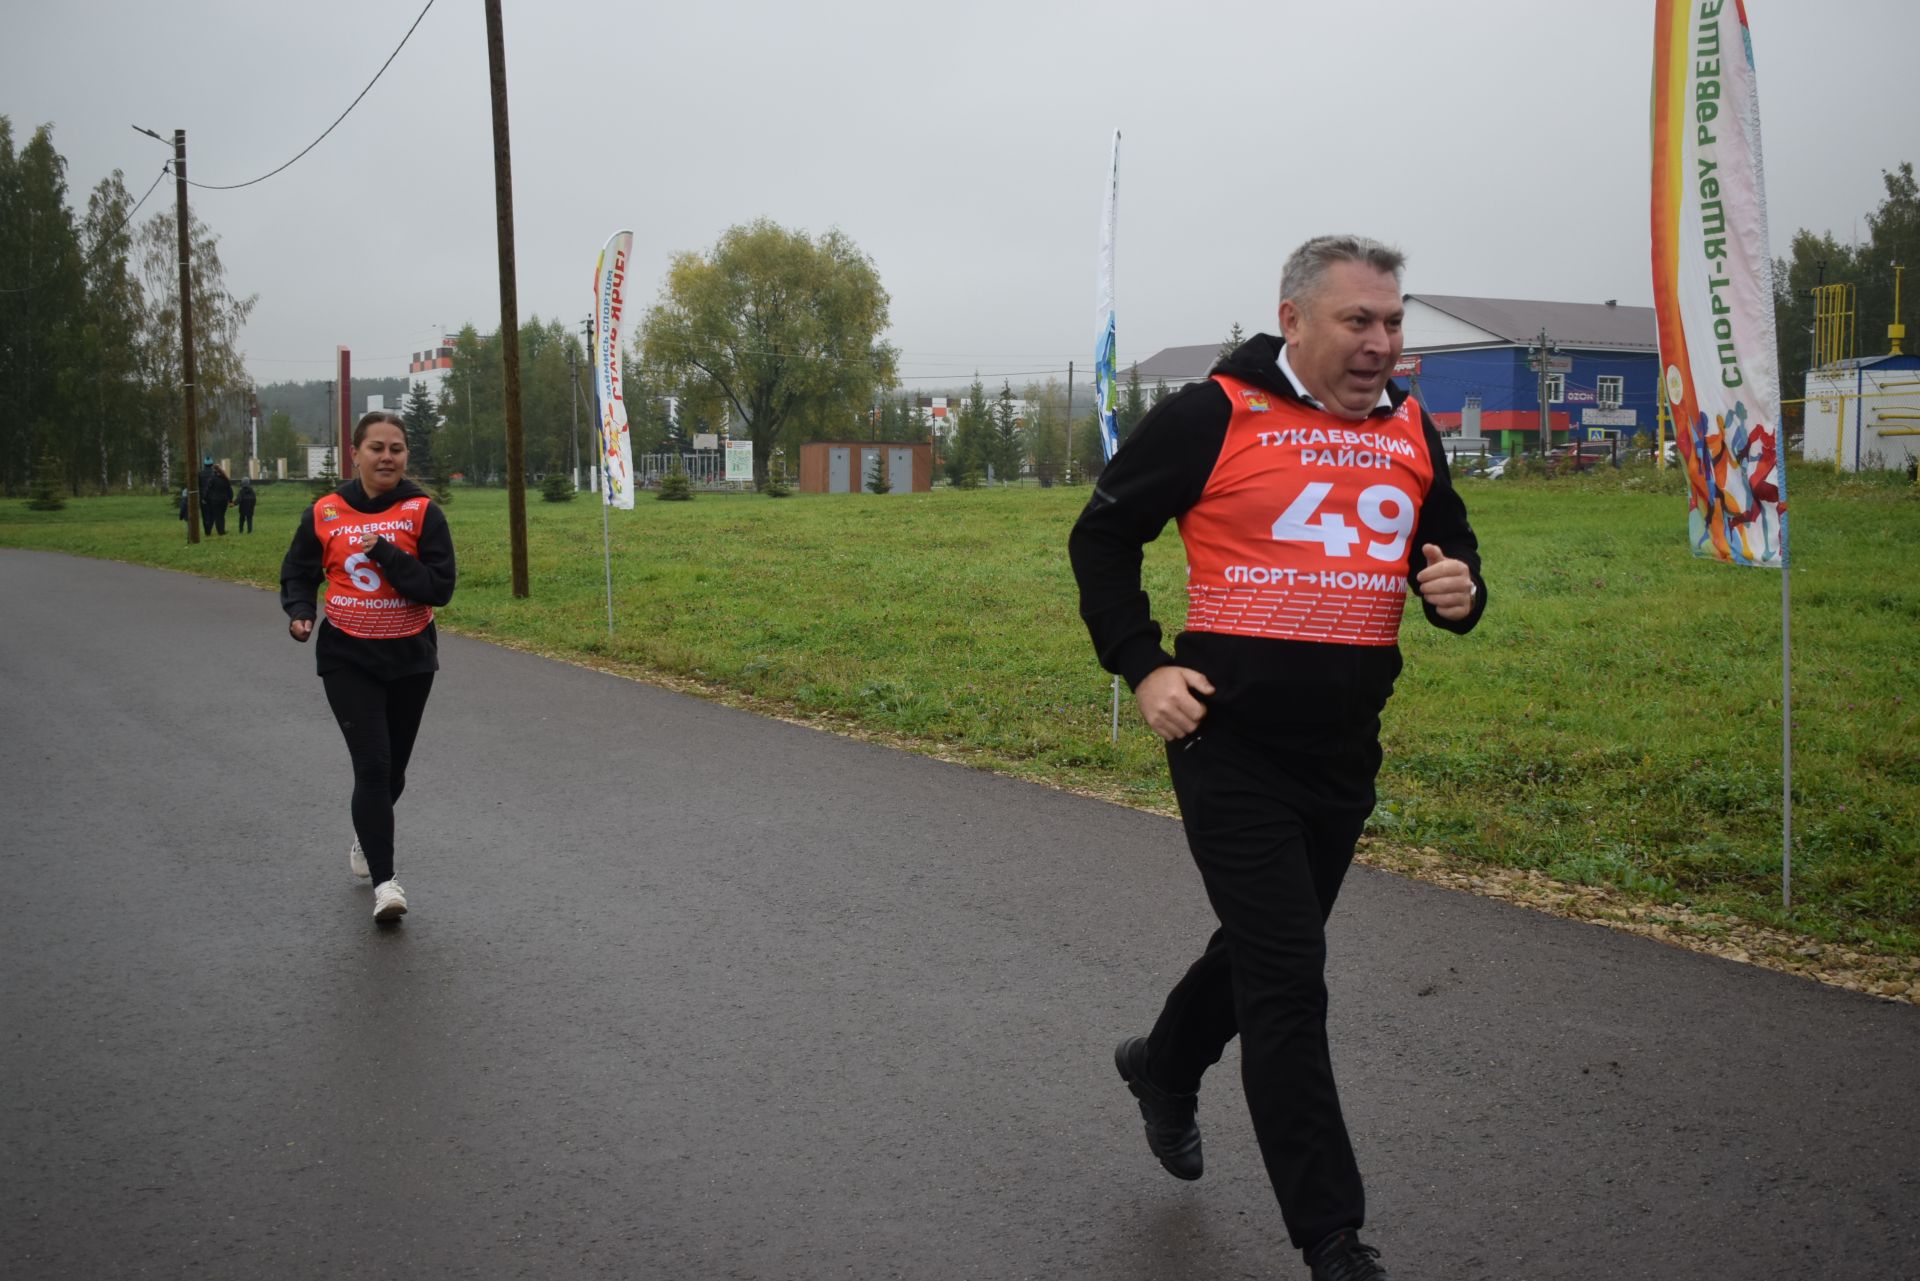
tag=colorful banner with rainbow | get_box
[1650,0,1786,567]
[593,230,636,511]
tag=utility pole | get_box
[135,126,201,541]
[1535,326,1552,457]
[484,0,529,598]
[580,315,595,491]
[1064,360,1075,484]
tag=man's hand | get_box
[1134,665,1215,742]
[288,618,314,643]
[1415,543,1475,620]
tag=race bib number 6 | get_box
[1271,482,1416,562]
[343,551,383,592]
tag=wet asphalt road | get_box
[1,548,1915,1281]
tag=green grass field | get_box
[7,464,1916,952]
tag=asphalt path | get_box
[2,548,1915,1280]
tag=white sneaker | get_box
[349,838,370,879]
[372,879,408,921]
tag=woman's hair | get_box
[353,409,408,447]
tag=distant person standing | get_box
[280,410,457,923]
[201,465,233,536]
[235,478,257,533]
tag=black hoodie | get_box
[1068,333,1486,749]
[279,478,457,679]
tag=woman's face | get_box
[356,423,408,495]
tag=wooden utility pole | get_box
[484,0,529,597]
[172,130,201,542]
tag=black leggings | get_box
[320,665,435,886]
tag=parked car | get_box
[1454,451,1509,480]
[1545,441,1617,474]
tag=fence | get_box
[633,452,752,491]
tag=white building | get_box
[1802,353,1920,472]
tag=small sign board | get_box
[725,440,754,481]
[1564,389,1596,404]
[693,433,719,451]
[1582,408,1637,427]
[1527,354,1573,374]
[1392,355,1422,377]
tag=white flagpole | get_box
[1095,129,1123,743]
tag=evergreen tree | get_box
[763,451,792,497]
[27,449,66,510]
[657,456,693,500]
[1117,363,1147,442]
[946,375,991,486]
[865,448,890,493]
[0,121,85,497]
[311,448,341,496]
[401,380,439,480]
[540,471,574,502]
[1218,321,1245,362]
[991,380,1024,483]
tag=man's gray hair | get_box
[1280,235,1406,308]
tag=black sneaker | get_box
[1113,1036,1202,1181]
[1306,1229,1387,1281]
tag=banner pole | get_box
[1781,553,1792,909]
[594,373,613,640]
[580,355,614,639]
[603,476,614,639]
[1110,675,1121,743]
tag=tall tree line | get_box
[0,118,255,496]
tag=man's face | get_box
[1278,261,1404,419]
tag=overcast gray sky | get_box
[5,0,1915,389]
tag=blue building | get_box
[1401,296,1660,454]
[1133,295,1662,456]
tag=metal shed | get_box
[798,441,932,494]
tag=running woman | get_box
[280,410,456,922]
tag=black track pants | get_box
[1146,722,1379,1252]
[320,665,434,886]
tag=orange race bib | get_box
[1177,376,1436,646]
[313,495,435,639]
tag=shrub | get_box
[540,472,574,503]
[657,459,693,501]
[763,454,792,498]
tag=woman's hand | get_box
[289,618,314,643]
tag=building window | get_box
[1596,375,1624,409]
[1545,374,1565,403]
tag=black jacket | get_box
[280,478,457,679]
[1068,333,1486,747]
[236,485,257,512]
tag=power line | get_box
[184,0,436,192]
[0,161,170,295]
